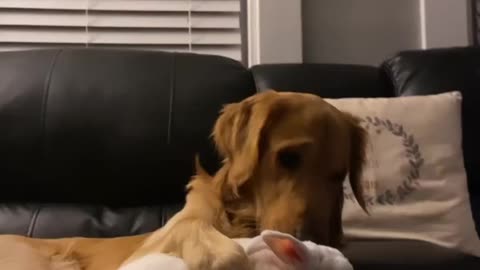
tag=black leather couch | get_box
[0,47,479,269]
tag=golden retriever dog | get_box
[0,90,367,270]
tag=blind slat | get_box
[0,0,240,12]
[0,0,244,63]
[1,28,241,45]
[0,11,240,29]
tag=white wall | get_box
[302,0,473,66]
[248,0,302,66]
[302,0,421,65]
[420,0,471,49]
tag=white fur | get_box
[300,241,353,270]
[242,239,290,269]
[117,253,188,270]
[244,230,353,270]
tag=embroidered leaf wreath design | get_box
[344,116,424,206]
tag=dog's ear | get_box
[345,113,369,213]
[212,91,278,195]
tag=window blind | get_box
[0,0,245,62]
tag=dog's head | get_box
[212,90,367,247]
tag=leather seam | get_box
[251,70,261,93]
[41,49,63,159]
[27,207,41,237]
[167,54,176,144]
[382,60,400,96]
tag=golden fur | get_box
[0,90,368,270]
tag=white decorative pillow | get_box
[325,91,480,257]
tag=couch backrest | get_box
[0,48,254,237]
[251,63,394,98]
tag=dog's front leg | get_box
[166,218,249,270]
[121,177,250,270]
[163,177,250,270]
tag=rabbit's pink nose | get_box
[279,239,303,263]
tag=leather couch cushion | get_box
[0,48,255,238]
[251,63,394,97]
[0,203,182,238]
[0,49,255,207]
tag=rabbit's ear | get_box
[262,231,309,266]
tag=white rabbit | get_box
[119,230,353,270]
[238,230,354,270]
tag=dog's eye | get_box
[277,150,302,170]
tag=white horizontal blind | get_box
[0,0,244,62]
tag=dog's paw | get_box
[172,221,249,270]
[186,231,249,270]
[209,240,249,270]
